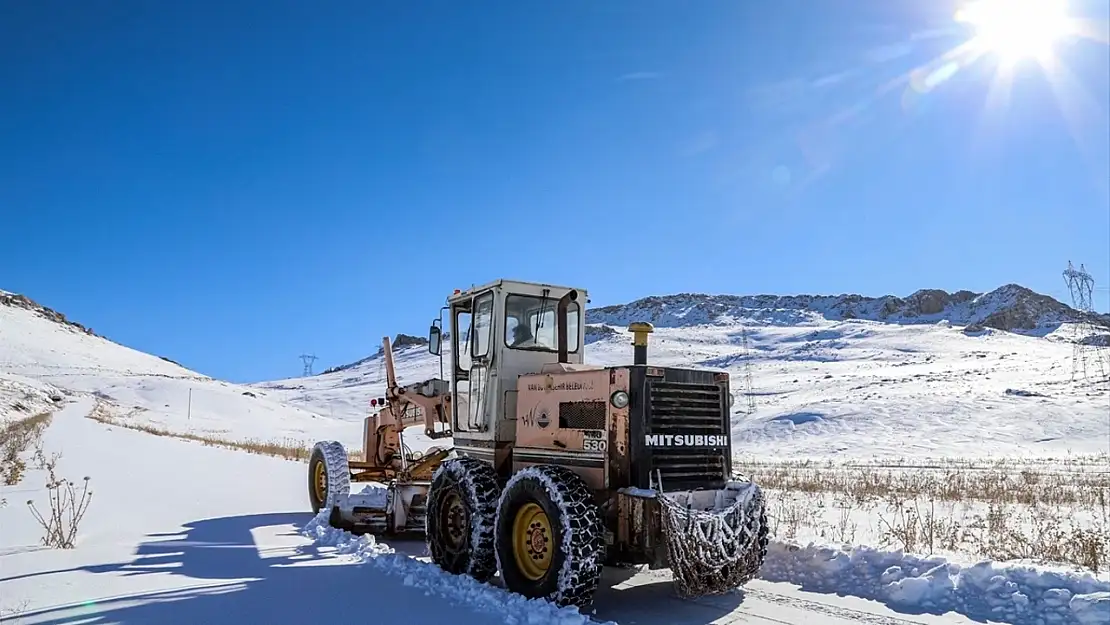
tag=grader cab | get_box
[308,279,767,609]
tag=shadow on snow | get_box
[12,512,745,625]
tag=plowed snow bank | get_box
[762,541,1110,625]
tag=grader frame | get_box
[307,335,453,534]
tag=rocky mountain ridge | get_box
[586,284,1110,334]
[6,283,1106,380]
[0,290,99,337]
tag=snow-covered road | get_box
[0,399,994,625]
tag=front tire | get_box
[426,456,501,582]
[495,465,605,608]
[308,441,350,514]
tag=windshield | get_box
[504,294,580,353]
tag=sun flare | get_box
[956,0,1073,63]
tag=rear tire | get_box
[495,465,604,608]
[426,456,501,582]
[308,441,350,514]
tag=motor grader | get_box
[308,279,767,609]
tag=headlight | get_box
[610,391,630,409]
[729,392,736,407]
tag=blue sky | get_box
[3,0,1108,382]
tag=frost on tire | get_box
[308,440,350,514]
[495,465,605,608]
[426,456,501,582]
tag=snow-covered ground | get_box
[0,298,355,449]
[3,399,1106,625]
[2,284,1109,625]
[256,303,1110,463]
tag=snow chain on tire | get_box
[426,456,501,582]
[495,465,605,609]
[656,482,768,598]
[311,441,350,511]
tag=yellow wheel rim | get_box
[313,460,328,504]
[440,491,469,551]
[512,502,553,581]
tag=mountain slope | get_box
[4,283,1105,461]
[257,284,1110,461]
[0,291,355,448]
[587,284,1108,335]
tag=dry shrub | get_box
[876,497,963,555]
[25,452,93,549]
[1,600,31,624]
[85,400,363,463]
[831,494,860,544]
[1,412,53,485]
[750,455,1110,574]
[962,498,1110,573]
[738,457,1110,509]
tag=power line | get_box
[299,353,318,377]
[739,326,757,415]
[1062,261,1108,385]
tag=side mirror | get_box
[428,325,442,356]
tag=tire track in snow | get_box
[742,587,928,625]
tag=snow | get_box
[1071,592,1110,625]
[347,484,389,509]
[0,298,356,448]
[1,397,989,625]
[761,541,1110,625]
[0,399,560,624]
[3,285,1110,625]
[302,507,612,625]
[585,285,1096,335]
[0,372,64,419]
[256,303,1109,462]
[619,487,657,498]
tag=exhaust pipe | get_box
[628,322,654,365]
[557,290,578,364]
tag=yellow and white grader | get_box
[308,278,767,608]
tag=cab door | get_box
[452,290,495,433]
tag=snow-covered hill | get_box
[256,283,1110,461]
[6,283,1104,461]
[587,284,1108,335]
[0,290,354,448]
[3,285,1109,625]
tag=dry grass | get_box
[1,412,53,486]
[1,411,95,549]
[748,458,1110,574]
[25,450,93,549]
[85,400,363,464]
[737,456,1110,508]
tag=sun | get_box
[956,0,1073,64]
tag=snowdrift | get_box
[762,541,1109,625]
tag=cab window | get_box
[504,294,580,353]
[472,292,494,358]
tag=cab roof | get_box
[446,279,589,304]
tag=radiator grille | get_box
[559,400,606,430]
[647,381,725,434]
[648,450,727,490]
[646,380,728,489]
